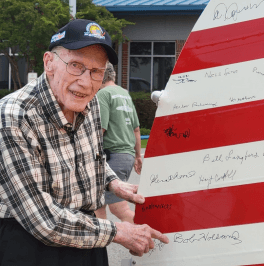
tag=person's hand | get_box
[108,179,144,204]
[113,222,169,256]
[134,156,142,175]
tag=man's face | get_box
[49,45,108,115]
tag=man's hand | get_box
[134,156,142,175]
[113,222,169,256]
[108,179,144,204]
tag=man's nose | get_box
[77,70,93,86]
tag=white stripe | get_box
[139,140,264,197]
[193,0,264,32]
[156,58,264,118]
[134,223,264,266]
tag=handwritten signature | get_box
[173,77,197,84]
[203,150,259,165]
[199,169,236,189]
[205,68,238,78]
[150,171,196,186]
[226,150,259,164]
[192,102,217,108]
[174,230,242,245]
[142,203,172,212]
[253,67,264,76]
[173,104,189,110]
[229,95,256,103]
[148,239,165,257]
[213,1,264,21]
[164,125,190,139]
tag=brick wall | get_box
[121,42,129,90]
[176,40,186,61]
[113,41,118,83]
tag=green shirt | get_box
[97,85,140,156]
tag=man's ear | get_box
[43,52,54,74]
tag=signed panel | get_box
[134,0,264,265]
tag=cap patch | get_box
[51,31,66,43]
[84,23,105,39]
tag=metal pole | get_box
[69,0,76,18]
[8,48,11,91]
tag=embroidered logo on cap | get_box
[84,23,105,39]
[51,31,66,43]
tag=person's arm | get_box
[114,222,169,256]
[107,179,169,255]
[133,126,142,175]
[0,126,117,249]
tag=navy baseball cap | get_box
[49,19,118,65]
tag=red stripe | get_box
[134,182,264,233]
[172,17,264,75]
[145,99,264,158]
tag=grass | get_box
[141,139,148,148]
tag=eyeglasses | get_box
[52,52,106,81]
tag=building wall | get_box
[117,15,199,90]
[118,15,200,41]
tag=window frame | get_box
[129,41,176,92]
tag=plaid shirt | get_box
[0,73,119,248]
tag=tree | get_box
[76,0,134,44]
[0,0,70,90]
[0,0,134,90]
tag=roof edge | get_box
[97,4,206,12]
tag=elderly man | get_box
[0,19,168,266]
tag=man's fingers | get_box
[129,193,145,204]
[129,250,142,257]
[149,238,155,249]
[150,228,169,244]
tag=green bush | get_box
[0,89,14,99]
[140,128,151,135]
[130,92,157,130]
[130,92,151,100]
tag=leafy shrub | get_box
[0,89,14,99]
[140,128,151,135]
[130,92,151,100]
[130,92,157,130]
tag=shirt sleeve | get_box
[97,90,110,130]
[0,126,117,249]
[132,102,140,129]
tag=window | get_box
[129,42,175,92]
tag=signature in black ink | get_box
[142,203,172,212]
[173,104,189,110]
[150,171,196,186]
[174,231,242,245]
[148,239,165,257]
[230,95,256,103]
[199,169,236,189]
[192,102,217,108]
[253,67,264,76]
[203,154,224,163]
[164,125,190,139]
[213,1,264,21]
[203,150,259,165]
[226,149,259,164]
[173,77,197,84]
